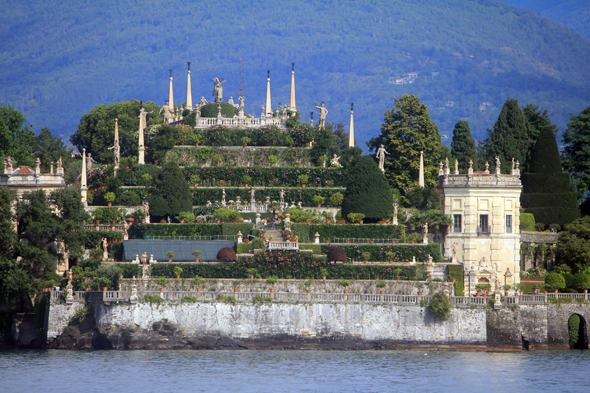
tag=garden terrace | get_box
[122,239,235,262]
[167,146,313,167]
[192,124,314,147]
[316,243,442,263]
[191,187,344,207]
[292,224,406,243]
[128,223,256,239]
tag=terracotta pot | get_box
[215,163,220,166]
[168,258,172,262]
[270,288,275,293]
[554,289,558,293]
[194,183,198,187]
[476,291,482,296]
[244,184,248,188]
[302,184,306,188]
[389,260,393,264]
[306,289,311,293]
[176,275,180,279]
[483,293,487,297]
[418,291,422,295]
[344,289,348,294]
[359,220,364,224]
[234,288,238,292]
[250,275,254,279]
[380,291,385,295]
[103,287,108,291]
[197,287,201,292]
[95,220,100,225]
[180,220,184,224]
[108,202,112,206]
[505,291,509,296]
[452,278,456,282]
[318,204,321,208]
[364,260,368,264]
[160,288,164,292]
[322,276,326,280]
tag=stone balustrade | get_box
[521,231,559,244]
[267,241,299,251]
[195,116,286,130]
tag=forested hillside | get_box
[1,0,589,148]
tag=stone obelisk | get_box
[81,148,88,206]
[265,70,272,117]
[349,103,355,148]
[289,62,296,112]
[168,69,174,113]
[138,108,146,165]
[186,62,192,110]
[419,150,425,187]
[114,118,120,171]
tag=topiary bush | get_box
[429,291,452,321]
[545,272,566,292]
[520,212,536,232]
[217,247,237,262]
[327,246,347,262]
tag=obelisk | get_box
[265,70,272,117]
[168,69,174,114]
[114,118,120,171]
[81,148,88,205]
[419,151,425,187]
[186,62,192,110]
[138,108,146,165]
[289,62,296,112]
[349,103,355,148]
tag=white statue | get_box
[279,189,285,204]
[212,77,226,103]
[159,100,174,123]
[238,96,245,112]
[315,102,328,128]
[376,144,389,172]
[198,96,208,106]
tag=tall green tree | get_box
[450,120,478,173]
[521,125,580,225]
[148,162,192,219]
[34,128,73,172]
[368,95,444,193]
[70,99,162,163]
[341,156,393,222]
[480,98,532,173]
[555,216,590,273]
[562,106,590,209]
[0,103,36,167]
[522,103,557,142]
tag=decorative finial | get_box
[351,103,354,110]
[187,61,191,70]
[267,70,270,78]
[292,62,295,71]
[169,69,172,78]
[310,111,314,120]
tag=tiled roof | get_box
[13,166,35,175]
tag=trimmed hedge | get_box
[520,213,536,232]
[184,166,346,188]
[150,251,427,280]
[318,243,441,262]
[298,244,322,254]
[292,224,406,242]
[84,230,124,248]
[525,207,580,227]
[169,146,313,168]
[128,223,255,239]
[447,264,464,296]
[521,173,571,194]
[192,187,345,207]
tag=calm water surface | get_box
[1,350,588,392]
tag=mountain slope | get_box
[0,0,589,149]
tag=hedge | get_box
[84,230,124,249]
[150,251,426,280]
[183,166,346,188]
[447,264,464,296]
[520,213,536,232]
[318,243,441,262]
[192,187,345,207]
[197,124,314,147]
[292,224,406,242]
[298,244,322,254]
[521,173,571,194]
[168,146,313,168]
[128,223,255,239]
[525,207,581,227]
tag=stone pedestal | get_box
[237,231,243,244]
[138,147,145,165]
[314,232,320,245]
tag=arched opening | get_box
[568,314,588,350]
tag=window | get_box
[453,214,462,232]
[479,214,489,233]
[506,214,512,233]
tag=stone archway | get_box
[568,314,589,350]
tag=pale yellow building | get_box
[438,162,521,296]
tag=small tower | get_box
[419,151,425,188]
[289,62,296,112]
[265,70,272,117]
[348,103,355,148]
[81,149,88,206]
[168,69,174,113]
[186,62,193,110]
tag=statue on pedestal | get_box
[238,96,245,112]
[159,100,174,123]
[102,237,108,260]
[376,145,389,172]
[212,77,226,103]
[198,96,208,107]
[279,189,285,204]
[392,203,399,225]
[143,200,150,223]
[315,102,328,128]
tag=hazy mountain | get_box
[505,0,590,40]
[1,0,589,150]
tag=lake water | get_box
[1,350,588,392]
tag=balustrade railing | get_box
[267,241,299,251]
[195,117,286,130]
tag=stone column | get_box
[419,151,424,187]
[349,103,355,148]
[81,149,88,205]
[255,213,261,226]
[186,62,192,110]
[289,62,296,112]
[265,70,272,116]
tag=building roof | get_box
[13,166,35,175]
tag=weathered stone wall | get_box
[47,302,85,340]
[546,303,590,349]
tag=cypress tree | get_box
[483,98,532,173]
[521,125,580,226]
[450,120,478,173]
[341,156,393,222]
[148,162,193,220]
[368,94,444,193]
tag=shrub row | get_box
[183,166,346,188]
[128,223,255,239]
[525,207,581,227]
[319,243,442,263]
[198,124,315,147]
[447,264,464,296]
[192,187,344,207]
[292,224,406,242]
[519,213,536,232]
[84,230,124,249]
[150,251,426,280]
[521,173,571,194]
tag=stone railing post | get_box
[130,281,138,304]
[314,232,320,244]
[237,231,243,244]
[514,292,519,305]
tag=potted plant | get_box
[242,175,252,187]
[304,281,312,293]
[285,135,294,147]
[93,208,103,225]
[193,275,205,291]
[377,281,386,295]
[416,282,424,296]
[268,155,278,167]
[248,268,257,279]
[362,252,371,264]
[319,268,328,280]
[190,174,201,187]
[191,250,202,262]
[503,284,512,296]
[386,251,395,264]
[105,192,116,207]
[211,153,223,166]
[241,136,251,147]
[166,251,176,262]
[319,155,329,168]
[340,280,350,294]
[176,211,195,224]
[191,133,202,146]
[313,195,325,208]
[297,174,309,187]
[157,277,167,291]
[173,266,183,279]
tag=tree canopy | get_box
[450,120,478,173]
[555,216,590,273]
[368,95,445,194]
[562,106,590,209]
[0,103,37,167]
[148,162,193,219]
[341,156,393,222]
